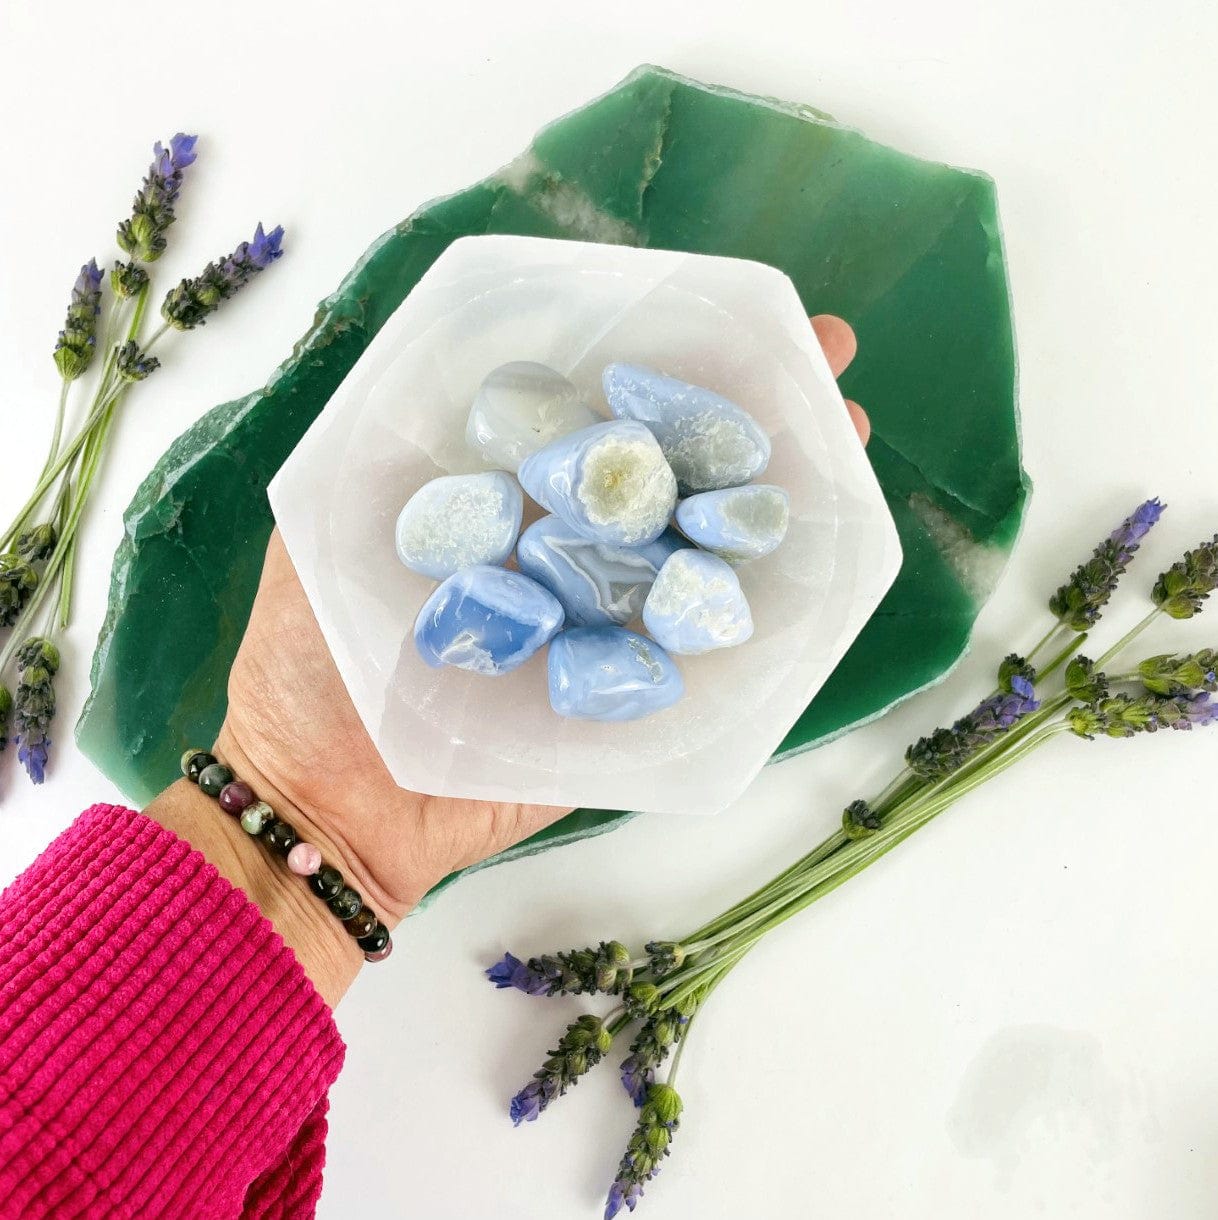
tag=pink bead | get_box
[364,938,393,963]
[286,842,322,876]
[218,781,255,815]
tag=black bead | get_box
[308,865,343,900]
[328,886,362,920]
[187,752,217,783]
[197,762,234,796]
[357,923,390,953]
[261,819,298,856]
[345,907,378,937]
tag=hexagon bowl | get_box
[268,235,902,815]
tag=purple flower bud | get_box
[161,223,286,331]
[1050,498,1165,630]
[53,258,103,380]
[117,133,199,263]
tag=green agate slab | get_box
[78,66,1027,896]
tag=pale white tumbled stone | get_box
[466,361,601,471]
[395,471,523,580]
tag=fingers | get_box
[811,315,858,378]
[845,399,871,446]
[810,315,870,445]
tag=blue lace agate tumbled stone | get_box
[517,420,678,546]
[395,471,523,580]
[466,362,601,472]
[548,626,684,721]
[414,565,563,675]
[603,363,771,493]
[642,549,754,654]
[516,516,687,627]
[675,484,790,562]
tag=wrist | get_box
[145,770,364,1008]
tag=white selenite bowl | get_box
[269,236,902,815]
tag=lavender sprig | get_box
[620,1011,689,1107]
[1153,535,1218,619]
[15,524,57,562]
[12,638,59,784]
[905,668,1039,781]
[1068,690,1218,738]
[605,1085,683,1219]
[116,133,198,263]
[487,941,633,997]
[1050,498,1164,630]
[161,223,285,331]
[0,555,38,628]
[1137,650,1218,695]
[52,259,103,382]
[509,1015,612,1125]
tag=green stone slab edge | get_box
[78,65,1028,905]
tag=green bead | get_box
[308,865,343,900]
[261,819,298,856]
[240,801,273,835]
[328,886,361,920]
[197,762,233,796]
[185,751,217,783]
[180,747,208,778]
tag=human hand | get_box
[149,316,868,1005]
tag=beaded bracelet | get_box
[180,749,393,963]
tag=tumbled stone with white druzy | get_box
[548,626,684,721]
[395,471,523,580]
[643,549,754,654]
[414,565,564,675]
[466,361,601,471]
[675,484,790,562]
[518,420,678,546]
[516,516,688,627]
[603,363,771,493]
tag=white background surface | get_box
[2,2,1217,1217]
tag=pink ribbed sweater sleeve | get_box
[0,804,347,1218]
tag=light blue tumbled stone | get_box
[602,363,771,493]
[517,419,678,546]
[642,549,754,655]
[516,516,688,627]
[395,471,523,580]
[675,485,790,562]
[548,627,684,721]
[414,565,564,675]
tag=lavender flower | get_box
[1065,656,1108,703]
[111,259,149,300]
[509,1015,612,1125]
[619,1011,689,1107]
[1068,690,1218,739]
[117,133,198,263]
[842,797,882,840]
[605,1084,683,1219]
[115,340,160,382]
[906,674,1040,780]
[1153,535,1218,619]
[0,554,39,627]
[487,941,633,997]
[15,523,57,563]
[52,258,103,381]
[1138,650,1218,695]
[161,222,285,331]
[12,638,59,784]
[1050,498,1165,631]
